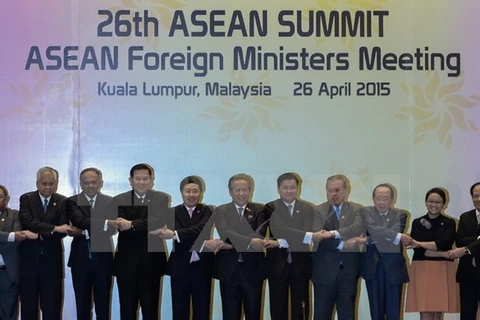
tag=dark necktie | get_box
[43,199,49,214]
[87,199,94,259]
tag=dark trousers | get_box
[313,266,358,320]
[268,262,310,320]
[71,259,112,320]
[459,271,480,320]
[219,264,264,320]
[365,258,403,320]
[20,274,63,320]
[116,271,161,320]
[0,270,19,320]
[170,264,212,320]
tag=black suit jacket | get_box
[213,202,266,283]
[312,201,364,285]
[19,191,68,279]
[360,206,409,285]
[165,203,214,278]
[0,208,22,283]
[109,190,170,279]
[456,209,480,283]
[66,192,115,271]
[265,199,313,280]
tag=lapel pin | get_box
[53,202,56,206]
[296,210,300,214]
[147,199,151,203]
[1,218,4,222]
[246,207,251,212]
[342,216,345,219]
[386,218,390,222]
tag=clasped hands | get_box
[106,218,132,231]
[14,230,39,242]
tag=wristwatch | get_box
[329,231,335,239]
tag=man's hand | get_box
[312,230,332,242]
[400,234,413,246]
[249,238,264,251]
[263,239,280,249]
[160,228,175,240]
[23,230,39,240]
[14,231,26,242]
[116,218,132,231]
[67,226,84,237]
[106,220,118,229]
[54,224,72,234]
[343,237,363,250]
[355,237,368,245]
[204,239,223,251]
[448,247,466,259]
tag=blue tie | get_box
[334,206,341,219]
[43,199,48,213]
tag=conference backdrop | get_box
[1,0,479,319]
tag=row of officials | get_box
[1,164,480,320]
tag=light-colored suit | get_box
[360,206,409,320]
[312,201,364,320]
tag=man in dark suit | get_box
[108,163,170,320]
[451,182,480,320]
[359,184,410,320]
[150,176,215,320]
[311,174,364,320]
[0,185,37,320]
[263,172,313,320]
[19,166,71,320]
[214,173,266,320]
[66,167,116,320]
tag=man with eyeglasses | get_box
[19,167,70,320]
[108,163,171,320]
[66,167,116,320]
[358,184,410,320]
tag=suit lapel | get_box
[0,208,9,231]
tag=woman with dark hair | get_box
[405,187,459,320]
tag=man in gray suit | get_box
[311,174,364,320]
[0,185,37,320]
[359,184,410,320]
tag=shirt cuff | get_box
[333,230,341,239]
[103,220,109,231]
[174,230,180,243]
[277,239,289,249]
[337,241,345,250]
[199,240,206,253]
[393,233,401,245]
[304,232,313,244]
[8,232,15,242]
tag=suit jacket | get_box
[19,191,68,279]
[0,208,22,283]
[360,206,409,285]
[312,201,364,285]
[456,209,480,283]
[265,198,313,280]
[109,189,170,279]
[213,201,266,283]
[165,203,214,278]
[66,192,115,271]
